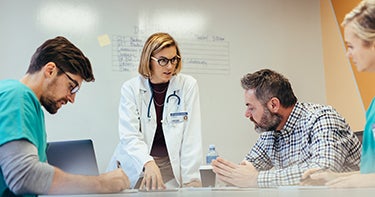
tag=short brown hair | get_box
[241,69,297,107]
[27,36,95,82]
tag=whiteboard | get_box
[0,0,324,172]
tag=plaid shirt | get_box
[245,102,361,187]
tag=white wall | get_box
[0,0,324,172]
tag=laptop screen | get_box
[46,139,99,176]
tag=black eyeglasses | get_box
[56,65,80,94]
[151,55,180,67]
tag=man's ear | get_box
[43,62,57,78]
[267,97,280,113]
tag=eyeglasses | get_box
[151,55,181,67]
[56,65,80,94]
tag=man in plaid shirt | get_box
[212,69,361,187]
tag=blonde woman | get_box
[107,32,202,190]
[302,0,375,188]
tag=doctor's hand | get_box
[212,157,258,188]
[140,160,166,191]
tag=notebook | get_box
[46,139,99,176]
[199,165,216,187]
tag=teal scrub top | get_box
[0,80,47,197]
[360,97,375,173]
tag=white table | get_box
[41,186,375,197]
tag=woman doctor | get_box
[107,32,202,190]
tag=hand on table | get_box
[211,157,258,187]
[325,173,375,188]
[300,168,348,186]
[99,168,131,192]
[140,160,166,190]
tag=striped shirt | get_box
[245,102,361,187]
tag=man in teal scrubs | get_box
[0,36,130,196]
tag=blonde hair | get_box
[342,0,375,46]
[138,32,182,78]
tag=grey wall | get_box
[0,0,325,172]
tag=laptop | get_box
[200,165,216,187]
[46,139,99,176]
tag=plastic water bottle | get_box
[206,144,219,164]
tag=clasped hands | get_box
[212,157,371,188]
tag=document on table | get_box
[278,186,329,190]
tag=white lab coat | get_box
[107,74,203,188]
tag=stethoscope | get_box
[147,85,181,119]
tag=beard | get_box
[251,106,282,134]
[40,80,66,114]
[40,95,59,114]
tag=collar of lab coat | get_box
[139,75,180,93]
